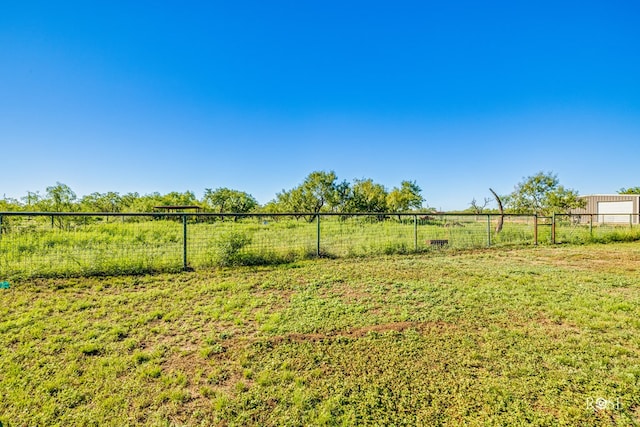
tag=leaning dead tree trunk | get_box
[489,188,504,234]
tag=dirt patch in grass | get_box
[521,244,640,274]
[535,311,581,329]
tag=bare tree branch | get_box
[489,188,504,234]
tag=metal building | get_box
[572,194,640,224]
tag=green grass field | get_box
[1,242,640,425]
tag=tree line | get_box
[0,171,425,216]
[1,170,634,216]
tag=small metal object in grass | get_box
[427,239,449,248]
[0,281,9,289]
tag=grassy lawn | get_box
[1,242,640,425]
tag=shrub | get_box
[211,231,252,266]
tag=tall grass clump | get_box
[587,227,640,244]
[209,230,253,267]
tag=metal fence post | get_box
[590,214,593,237]
[183,215,188,270]
[533,215,538,245]
[0,214,3,240]
[414,215,418,252]
[551,213,556,244]
[487,214,491,247]
[316,214,321,257]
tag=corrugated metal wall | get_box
[573,194,640,224]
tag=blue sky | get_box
[2,1,639,210]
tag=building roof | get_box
[580,194,639,197]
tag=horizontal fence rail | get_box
[0,211,637,278]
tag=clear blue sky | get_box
[2,1,639,210]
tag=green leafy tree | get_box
[0,196,21,211]
[619,187,640,194]
[160,191,198,207]
[44,182,77,212]
[125,191,198,212]
[273,189,294,212]
[546,186,586,215]
[346,178,388,213]
[506,172,585,215]
[333,179,351,213]
[22,191,43,210]
[387,180,424,213]
[275,171,341,219]
[119,192,143,211]
[203,188,258,214]
[80,192,123,212]
[124,192,164,212]
[259,200,283,215]
[38,182,78,229]
[276,186,320,218]
[118,192,193,213]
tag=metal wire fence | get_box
[0,212,637,278]
[553,213,640,244]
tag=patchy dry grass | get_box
[1,242,640,425]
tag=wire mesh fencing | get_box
[0,214,185,278]
[553,214,640,244]
[2,211,626,279]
